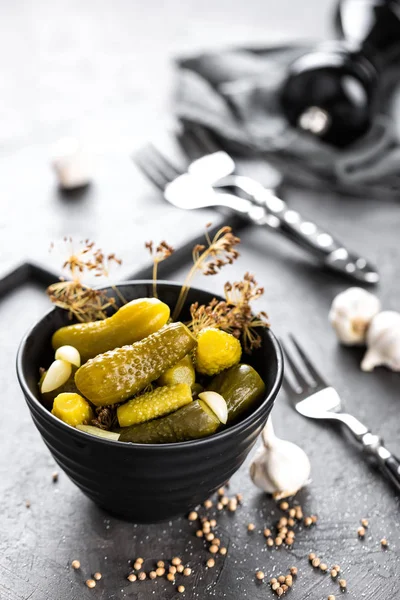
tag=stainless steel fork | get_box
[281,335,400,492]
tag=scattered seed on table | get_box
[196,530,203,538]
[209,545,219,554]
[71,560,80,570]
[278,575,285,584]
[133,561,142,570]
[218,487,225,496]
[358,527,366,538]
[86,579,96,589]
[311,515,318,524]
[25,500,31,509]
[167,573,175,582]
[188,511,198,521]
[156,568,165,577]
[270,578,277,585]
[206,558,215,568]
[381,538,388,548]
[264,528,271,537]
[157,561,165,568]
[280,501,289,511]
[138,572,146,581]
[312,558,321,568]
[328,596,336,600]
[275,537,283,546]
[339,579,347,589]
[93,572,102,581]
[149,571,157,579]
[272,582,280,591]
[290,567,298,576]
[285,576,293,586]
[172,557,182,566]
[178,585,185,593]
[247,523,255,531]
[206,533,215,542]
[279,517,288,527]
[289,508,296,518]
[210,519,217,527]
[333,565,341,572]
[52,471,59,483]
[295,508,303,519]
[288,517,295,527]
[177,564,184,573]
[228,500,237,512]
[320,563,328,572]
[361,518,369,528]
[331,569,338,578]
[281,584,288,592]
[183,567,192,576]
[217,502,223,510]
[309,553,316,561]
[204,499,213,509]
[304,517,313,527]
[213,538,221,546]
[256,570,264,580]
[219,547,227,555]
[280,527,288,536]
[169,566,177,575]
[236,493,243,503]
[267,538,274,547]
[221,496,229,506]
[277,587,284,597]
[136,558,144,564]
[127,573,137,582]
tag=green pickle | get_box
[157,355,195,387]
[75,322,197,406]
[117,383,192,427]
[52,297,170,361]
[118,400,220,443]
[209,363,266,422]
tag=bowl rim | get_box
[16,280,283,451]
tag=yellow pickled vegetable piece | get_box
[117,383,192,427]
[196,328,241,376]
[52,297,170,362]
[157,355,195,387]
[52,392,94,427]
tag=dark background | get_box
[1,1,399,599]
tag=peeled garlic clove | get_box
[41,360,72,393]
[55,345,81,368]
[250,418,311,499]
[361,311,400,372]
[199,391,228,424]
[329,287,380,345]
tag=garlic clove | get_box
[199,391,228,424]
[329,287,380,346]
[361,311,400,372]
[250,418,311,498]
[41,360,72,393]
[55,345,81,368]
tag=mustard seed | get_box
[149,571,157,579]
[279,526,288,536]
[217,502,223,510]
[71,560,80,570]
[281,584,288,592]
[86,579,96,589]
[264,528,271,537]
[270,578,278,585]
[331,569,338,578]
[339,579,346,589]
[358,527,366,538]
[167,573,175,582]
[206,558,215,568]
[288,517,295,527]
[295,508,303,519]
[280,501,289,511]
[93,572,102,581]
[209,544,219,554]
[279,517,288,527]
[267,538,274,547]
[157,561,165,568]
[204,499,213,509]
[311,515,318,524]
[196,530,203,538]
[361,518,369,528]
[210,519,217,527]
[304,517,313,527]
[188,511,198,521]
[183,567,192,576]
[218,487,225,496]
[221,496,229,506]
[277,587,284,597]
[285,575,293,586]
[213,537,221,546]
[133,561,142,570]
[206,533,215,542]
[290,567,298,576]
[52,471,59,482]
[136,558,144,564]
[381,538,388,548]
[312,558,320,568]
[228,500,237,512]
[156,568,165,577]
[278,575,285,584]
[256,570,265,580]
[219,547,227,555]
[172,557,181,566]
[333,565,341,572]
[138,572,146,581]
[169,566,177,575]
[285,537,294,545]
[275,537,283,546]
[309,553,316,561]
[178,585,185,593]
[236,493,243,503]
[25,500,31,508]
[272,582,280,590]
[328,596,336,600]
[247,523,255,531]
[177,564,184,573]
[289,508,296,518]
[127,573,137,582]
[287,530,295,538]
[320,563,328,572]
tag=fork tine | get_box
[133,149,167,190]
[133,144,183,190]
[178,125,221,160]
[280,340,309,390]
[281,375,299,396]
[289,335,326,386]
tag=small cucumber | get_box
[117,383,192,427]
[209,364,265,422]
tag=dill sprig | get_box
[47,238,123,322]
[145,240,175,298]
[172,226,240,321]
[188,272,269,352]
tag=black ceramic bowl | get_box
[17,281,283,522]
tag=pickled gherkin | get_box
[118,400,220,443]
[75,322,197,406]
[52,392,94,427]
[196,328,241,376]
[209,364,265,422]
[117,383,192,427]
[52,297,170,362]
[157,355,195,387]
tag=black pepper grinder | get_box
[280,0,400,147]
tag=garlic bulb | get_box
[361,311,400,372]
[51,137,92,189]
[249,419,311,499]
[329,287,380,345]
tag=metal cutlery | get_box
[282,335,400,492]
[133,127,379,283]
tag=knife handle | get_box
[361,433,400,493]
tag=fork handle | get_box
[361,433,400,493]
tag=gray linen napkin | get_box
[175,46,400,198]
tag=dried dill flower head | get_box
[189,272,269,352]
[47,238,122,322]
[145,240,175,298]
